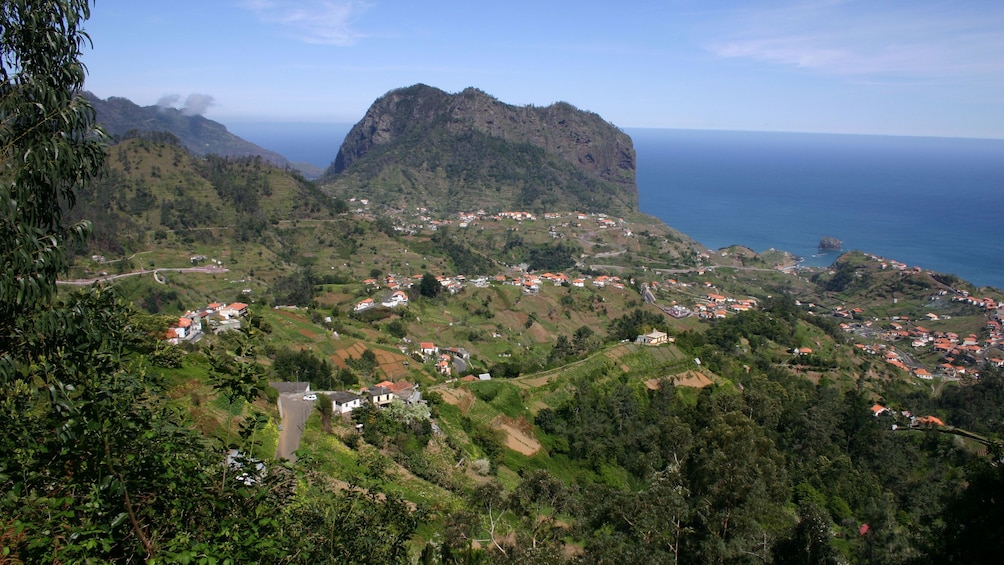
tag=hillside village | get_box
[164,300,249,343]
[10,15,1004,560]
[162,206,1003,389]
[89,187,1004,565]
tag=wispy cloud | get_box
[240,0,373,46]
[155,93,216,116]
[708,1,1004,81]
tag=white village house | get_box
[636,330,670,346]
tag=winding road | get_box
[57,265,229,285]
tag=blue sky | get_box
[81,0,1004,138]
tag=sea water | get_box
[229,121,1004,290]
[226,121,353,170]
[629,128,1004,290]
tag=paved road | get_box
[641,284,656,303]
[276,394,314,462]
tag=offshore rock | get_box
[818,236,843,252]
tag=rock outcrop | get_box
[818,236,843,252]
[322,84,638,214]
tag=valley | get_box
[9,81,1004,563]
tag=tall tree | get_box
[1,0,106,373]
[419,271,442,298]
[0,4,291,561]
[683,412,789,564]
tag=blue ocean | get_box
[629,128,1004,290]
[229,122,1004,290]
[227,121,352,170]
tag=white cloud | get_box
[708,2,1004,81]
[240,0,373,46]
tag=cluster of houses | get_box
[840,324,971,379]
[355,273,478,312]
[271,379,421,416]
[414,342,471,378]
[328,379,422,414]
[838,316,1003,379]
[643,278,759,320]
[822,267,1004,380]
[910,324,1003,374]
[870,403,946,429]
[353,268,636,312]
[381,207,636,239]
[696,293,758,320]
[354,290,409,312]
[165,301,249,344]
[951,292,1000,312]
[861,252,921,274]
[504,272,627,295]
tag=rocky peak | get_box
[325,84,637,213]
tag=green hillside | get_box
[85,92,293,167]
[42,121,1004,565]
[322,85,639,215]
[7,6,1004,561]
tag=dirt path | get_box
[58,266,229,285]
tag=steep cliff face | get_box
[323,85,638,213]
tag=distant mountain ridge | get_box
[322,84,639,214]
[84,92,292,168]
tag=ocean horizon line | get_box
[225,122,1003,290]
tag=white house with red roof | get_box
[164,313,203,345]
[436,354,452,376]
[354,298,375,312]
[218,302,248,318]
[382,290,409,308]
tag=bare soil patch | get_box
[646,370,714,390]
[331,341,368,368]
[603,344,631,361]
[314,290,354,307]
[274,308,310,324]
[526,322,551,343]
[373,348,411,380]
[439,387,476,414]
[493,415,541,456]
[298,327,320,339]
[519,375,555,388]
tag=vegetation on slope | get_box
[5,3,1004,563]
[322,84,639,214]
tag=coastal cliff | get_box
[321,84,638,214]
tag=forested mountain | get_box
[5,4,1004,563]
[85,91,293,167]
[322,84,639,214]
[65,134,345,255]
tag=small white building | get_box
[381,290,409,308]
[636,330,669,346]
[330,391,364,414]
[364,386,394,407]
